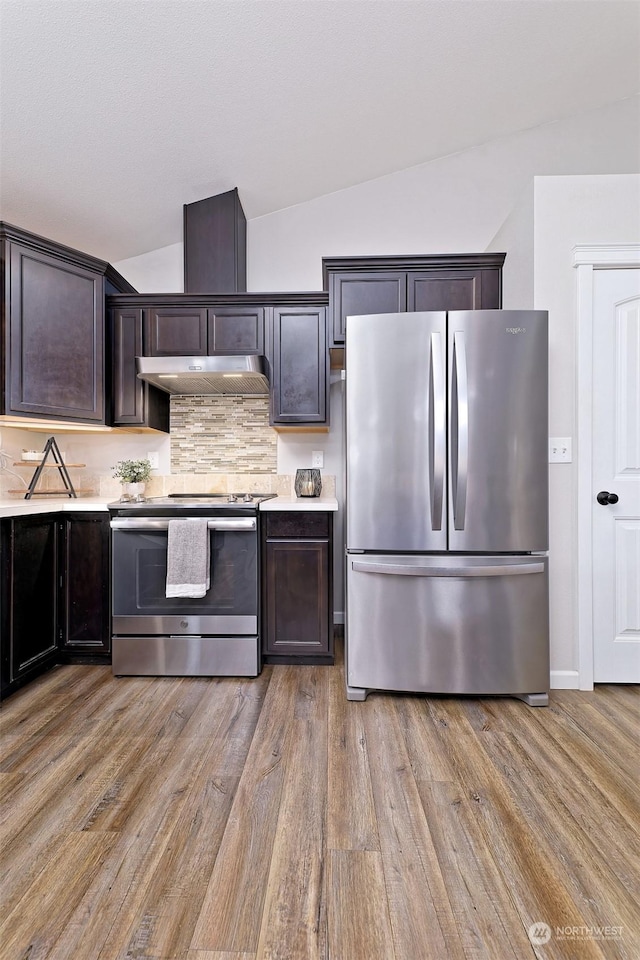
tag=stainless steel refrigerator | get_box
[345,310,549,705]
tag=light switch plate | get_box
[147,451,160,470]
[549,437,572,463]
[311,450,324,469]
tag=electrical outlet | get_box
[549,437,572,463]
[311,450,324,469]
[147,451,159,470]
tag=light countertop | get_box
[0,495,338,519]
[259,496,338,512]
[0,497,112,518]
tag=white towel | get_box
[165,518,210,598]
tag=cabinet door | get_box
[207,306,264,353]
[111,308,144,424]
[270,307,328,424]
[111,309,169,431]
[6,516,58,682]
[407,269,502,311]
[145,307,208,355]
[329,272,406,345]
[264,539,330,656]
[8,243,105,421]
[60,514,110,658]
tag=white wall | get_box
[112,98,639,294]
[487,181,535,309]
[533,174,640,679]
[114,241,184,293]
[248,97,639,290]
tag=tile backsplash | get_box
[170,396,277,473]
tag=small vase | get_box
[120,481,146,502]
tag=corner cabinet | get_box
[323,253,505,347]
[262,511,334,664]
[1,511,111,700]
[1,515,59,699]
[0,222,136,425]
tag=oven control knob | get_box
[180,619,189,629]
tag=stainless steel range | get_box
[108,493,276,677]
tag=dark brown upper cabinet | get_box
[183,189,247,293]
[144,307,208,355]
[268,305,328,426]
[110,307,169,430]
[207,306,265,353]
[0,222,135,425]
[107,292,330,428]
[408,269,501,312]
[323,253,505,347]
[327,271,406,346]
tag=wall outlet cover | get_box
[549,437,572,463]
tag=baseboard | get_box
[550,670,580,689]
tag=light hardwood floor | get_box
[1,642,638,960]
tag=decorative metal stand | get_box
[24,437,77,499]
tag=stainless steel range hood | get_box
[136,355,269,396]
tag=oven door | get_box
[110,517,257,636]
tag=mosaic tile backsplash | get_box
[170,396,277,473]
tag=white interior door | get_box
[592,268,640,682]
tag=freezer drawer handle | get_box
[429,330,445,530]
[451,331,469,530]
[352,560,545,577]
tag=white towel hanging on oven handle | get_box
[165,518,211,598]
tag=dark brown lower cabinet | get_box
[1,511,111,700]
[1,514,59,699]
[59,513,111,660]
[262,511,333,664]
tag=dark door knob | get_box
[597,491,619,505]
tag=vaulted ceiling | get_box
[1,0,638,262]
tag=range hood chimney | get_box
[137,355,269,396]
[183,188,246,293]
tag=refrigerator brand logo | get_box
[506,327,526,334]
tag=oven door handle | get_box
[110,517,257,532]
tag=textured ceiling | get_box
[1,0,639,263]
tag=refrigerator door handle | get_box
[352,560,546,577]
[429,330,446,530]
[452,330,469,530]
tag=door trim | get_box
[574,243,640,690]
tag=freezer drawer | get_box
[346,554,549,702]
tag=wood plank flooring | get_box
[1,642,638,960]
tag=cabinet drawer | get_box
[265,512,330,539]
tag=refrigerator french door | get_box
[345,310,549,705]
